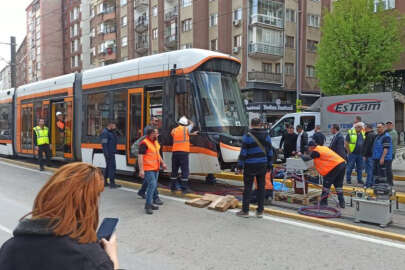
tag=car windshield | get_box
[194,71,248,135]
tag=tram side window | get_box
[113,91,127,141]
[86,93,110,137]
[33,102,43,126]
[148,90,163,129]
[21,106,33,150]
[0,104,11,138]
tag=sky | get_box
[0,0,32,71]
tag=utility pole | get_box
[296,1,302,112]
[10,36,16,88]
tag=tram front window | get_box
[195,71,247,136]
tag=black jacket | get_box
[279,132,297,156]
[0,218,114,270]
[100,128,118,157]
[312,131,326,146]
[329,132,346,159]
[362,131,376,158]
[297,131,308,153]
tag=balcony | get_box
[164,7,178,22]
[248,42,283,60]
[99,46,117,61]
[135,16,148,32]
[136,41,149,54]
[98,5,116,21]
[165,34,177,49]
[135,0,148,10]
[250,14,284,29]
[248,71,282,85]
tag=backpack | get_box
[131,135,146,157]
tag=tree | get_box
[315,0,405,96]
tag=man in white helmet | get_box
[170,116,198,193]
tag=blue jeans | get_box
[346,154,363,182]
[144,171,159,206]
[139,172,159,201]
[364,157,374,187]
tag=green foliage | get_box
[315,0,405,96]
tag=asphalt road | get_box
[1,161,405,270]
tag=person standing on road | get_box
[138,128,168,215]
[33,119,51,171]
[362,124,376,188]
[237,118,273,218]
[0,162,121,270]
[312,125,326,146]
[170,116,198,193]
[279,125,297,162]
[329,124,346,159]
[137,117,163,205]
[386,121,398,159]
[345,122,365,185]
[372,123,394,186]
[294,125,308,155]
[101,122,121,188]
[302,141,346,208]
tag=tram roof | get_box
[82,49,239,88]
[16,73,75,98]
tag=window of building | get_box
[121,16,127,27]
[122,57,128,61]
[306,65,316,77]
[307,14,320,28]
[310,0,320,2]
[307,39,318,52]
[233,35,242,47]
[286,35,294,48]
[374,0,395,11]
[71,39,79,53]
[233,8,242,21]
[182,0,192,8]
[70,7,79,22]
[121,36,128,47]
[275,63,281,74]
[181,43,192,49]
[210,39,217,50]
[286,9,296,23]
[182,19,192,32]
[209,13,218,27]
[262,63,272,73]
[71,55,79,68]
[152,5,158,16]
[120,0,127,6]
[152,28,158,40]
[90,5,95,18]
[86,93,110,137]
[285,63,294,75]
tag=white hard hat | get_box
[178,116,188,125]
[56,111,62,116]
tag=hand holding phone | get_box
[97,218,119,241]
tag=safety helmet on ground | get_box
[178,116,189,126]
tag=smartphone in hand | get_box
[97,218,119,241]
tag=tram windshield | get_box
[195,71,248,135]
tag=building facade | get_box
[16,37,28,87]
[0,66,11,90]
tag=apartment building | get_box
[63,0,83,73]
[16,37,28,87]
[0,66,11,90]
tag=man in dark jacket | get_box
[279,125,297,162]
[236,118,273,218]
[294,125,308,155]
[101,122,121,188]
[329,124,346,159]
[362,124,376,188]
[312,125,326,146]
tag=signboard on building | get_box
[246,102,294,112]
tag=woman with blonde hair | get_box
[0,162,121,270]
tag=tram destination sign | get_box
[246,102,294,112]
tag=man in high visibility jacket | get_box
[33,119,51,171]
[345,121,365,185]
[170,116,198,193]
[302,141,347,208]
[138,128,168,214]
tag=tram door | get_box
[127,88,144,165]
[50,98,73,159]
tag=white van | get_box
[269,112,321,149]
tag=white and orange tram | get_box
[0,49,248,174]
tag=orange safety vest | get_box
[56,120,65,130]
[313,146,345,176]
[254,171,273,190]
[141,138,161,171]
[171,125,190,152]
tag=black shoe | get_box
[110,184,121,189]
[39,167,44,171]
[145,205,153,215]
[151,205,159,210]
[338,194,346,208]
[339,201,346,209]
[358,180,365,185]
[346,181,352,185]
[137,191,146,199]
[153,198,163,205]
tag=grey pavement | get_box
[1,161,405,270]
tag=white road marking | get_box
[121,186,405,250]
[0,224,12,235]
[0,161,53,175]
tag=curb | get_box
[2,157,405,243]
